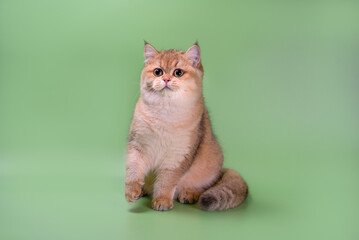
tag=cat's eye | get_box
[174,69,184,77]
[153,68,163,77]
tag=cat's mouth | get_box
[145,82,173,93]
[158,85,173,91]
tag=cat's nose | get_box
[162,77,171,83]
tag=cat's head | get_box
[140,42,204,105]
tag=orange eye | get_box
[153,68,163,77]
[174,69,184,77]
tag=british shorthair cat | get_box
[125,42,248,211]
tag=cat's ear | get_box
[185,43,201,67]
[144,42,158,64]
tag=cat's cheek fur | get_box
[175,82,202,106]
[152,79,165,91]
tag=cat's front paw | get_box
[152,198,173,211]
[125,181,143,203]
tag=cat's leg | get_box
[177,140,223,204]
[125,146,149,203]
[152,162,189,211]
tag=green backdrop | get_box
[0,0,358,239]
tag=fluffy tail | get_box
[198,168,248,211]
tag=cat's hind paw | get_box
[178,189,200,204]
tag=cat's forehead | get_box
[154,49,187,68]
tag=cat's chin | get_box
[163,86,173,91]
[145,87,174,96]
[156,86,174,92]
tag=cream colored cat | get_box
[125,42,248,211]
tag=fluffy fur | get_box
[125,42,248,211]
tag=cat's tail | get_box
[198,168,248,211]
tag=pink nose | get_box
[163,77,171,83]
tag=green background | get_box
[1,0,358,239]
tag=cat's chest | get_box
[139,122,194,165]
[148,123,192,150]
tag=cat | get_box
[125,42,248,211]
